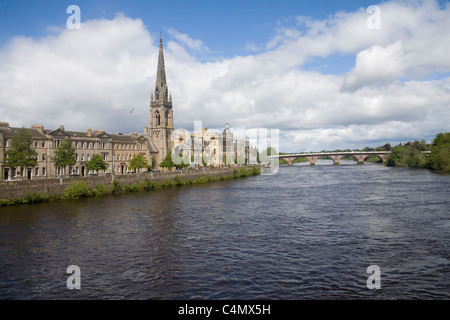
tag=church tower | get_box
[150,35,174,165]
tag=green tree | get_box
[129,154,150,172]
[52,138,76,175]
[428,132,450,172]
[259,147,278,164]
[160,152,189,170]
[160,153,175,170]
[5,128,38,178]
[86,154,108,174]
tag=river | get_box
[0,161,449,299]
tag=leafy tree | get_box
[86,154,108,174]
[129,154,150,172]
[159,153,175,170]
[5,128,38,177]
[259,147,278,164]
[52,138,76,175]
[160,152,189,170]
[428,132,450,172]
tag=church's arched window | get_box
[155,111,160,126]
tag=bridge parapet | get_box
[275,151,390,166]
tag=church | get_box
[0,35,256,180]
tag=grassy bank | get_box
[0,166,260,207]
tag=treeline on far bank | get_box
[385,132,450,172]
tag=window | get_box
[81,142,85,149]
[87,142,90,149]
[4,139,8,147]
[55,140,62,148]
[42,167,46,176]
[76,154,79,161]
[155,112,161,126]
[35,167,39,176]
[87,154,91,161]
[35,141,39,148]
[42,142,45,148]
[75,142,79,148]
[103,154,108,161]
[81,154,85,161]
[102,142,107,149]
[42,154,46,162]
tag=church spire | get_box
[156,34,167,92]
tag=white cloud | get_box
[343,41,405,91]
[0,1,449,153]
[167,28,210,54]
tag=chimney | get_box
[31,124,44,133]
[87,128,92,137]
[0,122,10,128]
[130,132,138,136]
[59,125,65,131]
[144,127,148,134]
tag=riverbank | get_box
[0,166,260,206]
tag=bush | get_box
[162,179,174,188]
[111,179,122,194]
[62,181,92,200]
[123,183,139,193]
[93,184,107,197]
[239,166,250,177]
[194,177,208,184]
[6,197,23,206]
[250,166,260,176]
[23,191,47,203]
[174,175,183,186]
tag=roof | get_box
[0,126,47,139]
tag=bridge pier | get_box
[284,157,296,166]
[354,155,366,164]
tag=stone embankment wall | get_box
[0,166,253,201]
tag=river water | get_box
[0,161,449,300]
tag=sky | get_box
[0,0,449,152]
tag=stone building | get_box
[0,122,158,180]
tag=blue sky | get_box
[1,0,378,57]
[0,0,449,152]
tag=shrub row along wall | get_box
[0,166,256,201]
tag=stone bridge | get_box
[274,151,391,166]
